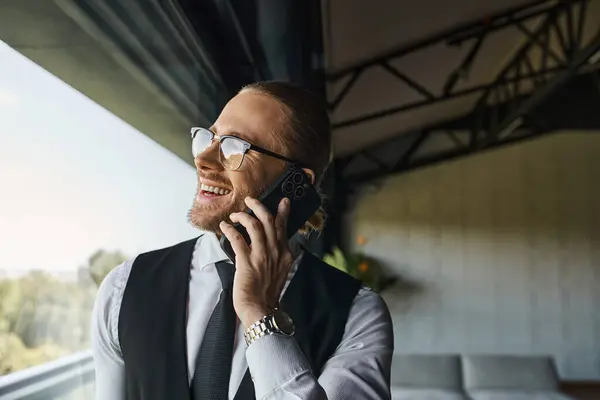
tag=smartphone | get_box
[219,165,322,262]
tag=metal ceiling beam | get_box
[332,0,600,187]
[328,0,589,130]
[443,71,600,131]
[328,0,555,81]
[338,68,600,185]
[345,131,551,185]
[483,15,600,146]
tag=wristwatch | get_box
[244,308,295,346]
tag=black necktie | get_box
[191,261,236,400]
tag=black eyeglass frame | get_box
[190,127,305,170]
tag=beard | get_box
[187,194,242,233]
[187,182,267,233]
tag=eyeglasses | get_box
[190,127,302,171]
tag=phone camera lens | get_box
[292,172,304,184]
[283,181,294,195]
[294,186,305,198]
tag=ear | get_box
[302,168,316,185]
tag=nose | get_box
[194,141,223,171]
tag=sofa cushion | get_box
[462,355,560,391]
[391,388,468,400]
[391,355,462,389]
[467,390,574,400]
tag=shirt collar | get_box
[192,232,230,271]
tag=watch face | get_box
[272,310,295,336]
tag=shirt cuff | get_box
[245,334,311,398]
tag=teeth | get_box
[201,183,230,195]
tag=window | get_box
[0,40,199,397]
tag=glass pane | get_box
[0,39,198,396]
[192,128,214,158]
[220,138,246,170]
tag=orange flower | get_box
[358,262,369,273]
[356,236,367,246]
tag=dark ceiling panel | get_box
[177,0,326,97]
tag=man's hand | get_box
[219,196,294,328]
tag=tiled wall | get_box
[350,132,600,380]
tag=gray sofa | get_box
[390,354,574,400]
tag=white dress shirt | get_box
[91,233,394,399]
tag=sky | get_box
[0,40,201,274]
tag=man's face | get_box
[188,91,288,233]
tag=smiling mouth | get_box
[198,183,231,198]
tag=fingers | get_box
[274,197,291,246]
[244,197,277,249]
[219,221,250,263]
[276,261,292,294]
[229,211,267,255]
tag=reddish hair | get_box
[240,81,332,232]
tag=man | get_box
[91,81,394,400]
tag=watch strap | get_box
[244,308,287,346]
[244,316,270,346]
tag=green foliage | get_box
[323,246,397,293]
[86,249,128,286]
[322,247,348,273]
[0,249,127,376]
[0,332,68,375]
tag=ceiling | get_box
[323,0,600,156]
[1,0,598,167]
[0,0,321,167]
[0,0,227,165]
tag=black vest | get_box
[118,237,361,400]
